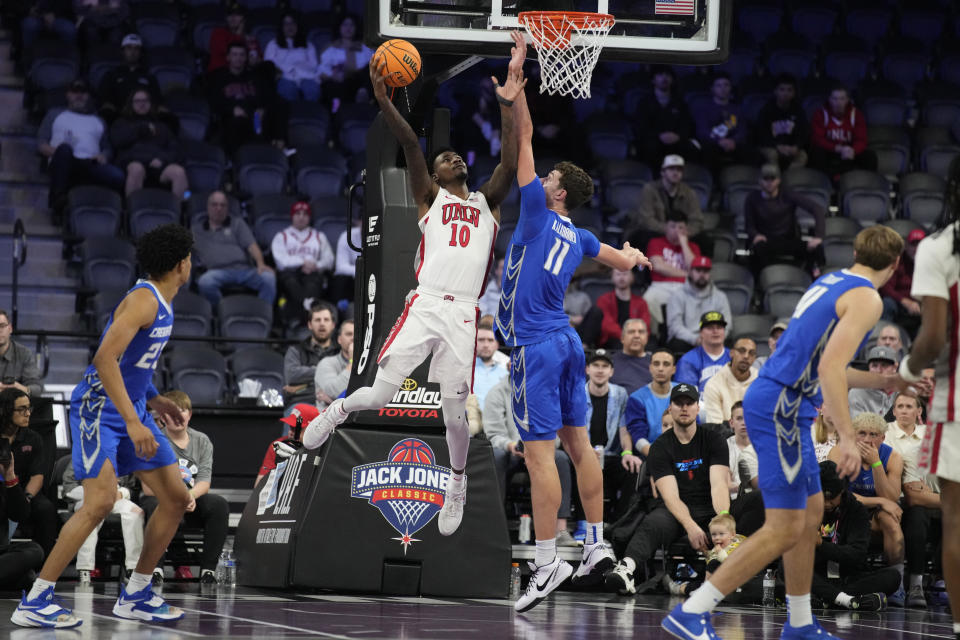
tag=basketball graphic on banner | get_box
[389,438,435,464]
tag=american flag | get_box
[655,0,695,16]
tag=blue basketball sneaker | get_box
[10,586,82,628]
[113,583,184,622]
[780,616,841,639]
[661,602,721,640]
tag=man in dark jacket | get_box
[97,34,163,123]
[811,461,899,610]
[207,42,276,152]
[755,73,809,171]
[636,66,699,167]
[282,302,339,412]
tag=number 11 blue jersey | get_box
[496,178,600,347]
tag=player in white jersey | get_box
[303,42,528,536]
[900,158,960,640]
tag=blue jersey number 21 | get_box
[543,238,570,276]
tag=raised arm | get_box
[370,58,437,216]
[479,31,528,214]
[595,242,652,271]
[512,33,535,188]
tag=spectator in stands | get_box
[37,78,124,211]
[754,319,787,369]
[0,399,43,589]
[755,73,809,170]
[75,0,129,51]
[284,301,338,410]
[848,346,899,418]
[566,279,594,343]
[703,338,757,425]
[314,319,354,411]
[110,88,187,200]
[880,229,923,331]
[479,255,504,318]
[0,310,43,397]
[584,268,651,349]
[887,392,937,608]
[272,201,334,328]
[828,412,905,597]
[584,349,633,520]
[62,463,142,584]
[636,65,699,168]
[692,72,752,173]
[143,390,228,585]
[256,404,318,487]
[813,460,899,611]
[604,383,729,595]
[609,318,652,395]
[192,190,276,307]
[317,15,374,109]
[809,84,877,180]
[1,388,57,556]
[625,348,676,457]
[208,3,261,73]
[744,163,826,278]
[725,401,758,500]
[473,328,508,410]
[625,154,704,263]
[97,34,163,124]
[329,217,361,309]
[665,256,732,354]
[265,11,321,103]
[813,408,837,463]
[207,42,277,153]
[483,375,576,546]
[642,211,702,331]
[21,2,76,50]
[874,322,906,361]
[675,311,731,394]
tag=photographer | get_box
[0,390,44,588]
[1,388,58,555]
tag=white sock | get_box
[834,592,854,608]
[787,593,813,627]
[681,580,724,614]
[534,538,557,567]
[126,571,152,594]
[27,578,56,601]
[585,521,603,546]
[910,574,923,589]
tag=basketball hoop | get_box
[518,11,615,100]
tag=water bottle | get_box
[518,514,532,544]
[762,568,776,607]
[594,445,605,469]
[224,548,237,588]
[509,562,521,600]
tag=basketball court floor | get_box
[0,583,951,639]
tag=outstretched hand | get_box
[369,57,389,102]
[622,241,652,270]
[491,31,528,104]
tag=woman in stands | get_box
[264,11,320,103]
[317,14,373,109]
[109,89,188,200]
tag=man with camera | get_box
[0,310,43,397]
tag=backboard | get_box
[364,0,731,66]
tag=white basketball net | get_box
[388,500,430,529]
[519,11,615,100]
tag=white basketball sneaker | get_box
[514,556,573,613]
[571,541,616,586]
[303,398,347,449]
[437,474,467,536]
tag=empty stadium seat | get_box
[683,163,713,210]
[218,295,273,352]
[169,347,227,405]
[231,347,285,394]
[165,91,210,141]
[287,100,331,146]
[147,47,195,95]
[90,289,127,332]
[867,126,911,176]
[294,146,348,200]
[844,7,892,47]
[737,4,783,42]
[822,236,854,269]
[234,144,289,197]
[172,291,213,338]
[883,219,923,241]
[900,172,945,229]
[83,237,137,292]
[838,171,890,224]
[759,264,811,317]
[730,313,775,346]
[790,4,837,44]
[127,188,180,238]
[68,186,123,239]
[823,216,862,239]
[181,141,226,191]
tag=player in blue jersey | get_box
[663,225,925,640]
[499,31,651,614]
[13,224,194,629]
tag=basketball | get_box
[388,438,435,464]
[373,39,421,88]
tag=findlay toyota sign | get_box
[378,378,442,419]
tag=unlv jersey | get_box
[414,187,498,301]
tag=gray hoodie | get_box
[666,279,733,345]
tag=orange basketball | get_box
[373,39,421,88]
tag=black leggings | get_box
[0,541,44,589]
[140,493,229,572]
[811,567,901,603]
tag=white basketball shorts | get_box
[918,421,960,484]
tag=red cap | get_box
[290,201,312,218]
[907,228,926,243]
[279,403,320,427]
[690,256,712,269]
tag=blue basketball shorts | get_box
[70,382,177,481]
[510,327,588,441]
[743,376,821,510]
